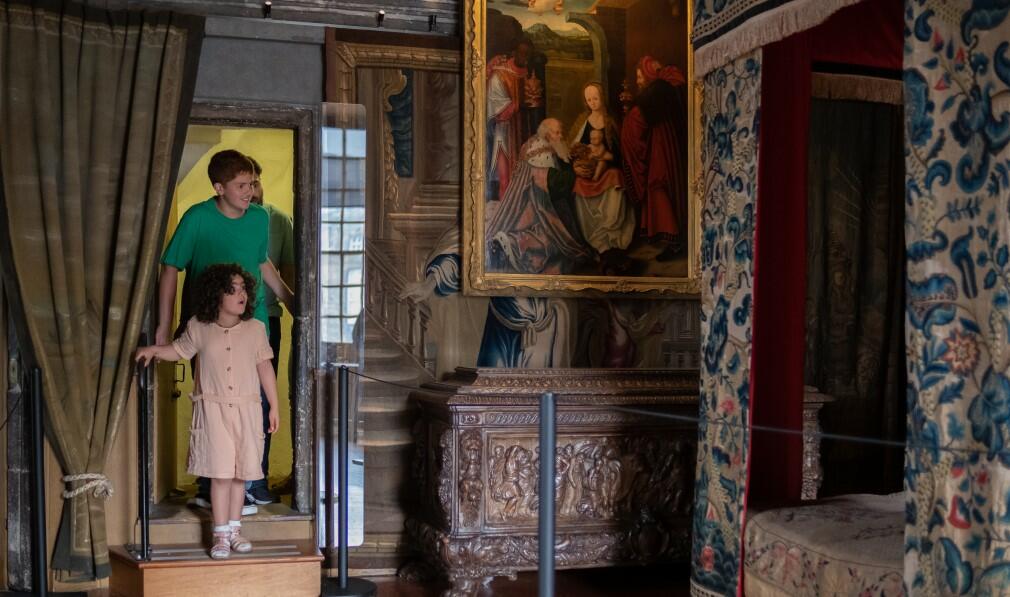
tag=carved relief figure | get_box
[555,444,579,517]
[490,445,537,519]
[484,435,690,523]
[458,431,484,526]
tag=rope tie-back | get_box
[62,473,114,500]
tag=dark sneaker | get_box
[246,485,277,505]
[241,496,258,516]
[270,474,294,496]
[187,492,258,515]
[187,493,211,510]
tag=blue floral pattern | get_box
[691,50,761,597]
[905,1,1010,593]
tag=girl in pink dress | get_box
[137,263,279,559]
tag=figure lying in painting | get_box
[485,117,593,274]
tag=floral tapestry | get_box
[904,0,1010,593]
[691,0,864,76]
[690,50,761,597]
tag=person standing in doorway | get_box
[246,156,296,502]
[138,264,279,559]
[157,149,294,513]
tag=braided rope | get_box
[61,473,114,500]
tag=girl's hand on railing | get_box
[135,346,159,367]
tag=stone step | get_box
[358,393,413,410]
[149,500,313,545]
[358,430,414,446]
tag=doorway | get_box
[153,101,320,515]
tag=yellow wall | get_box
[170,126,296,489]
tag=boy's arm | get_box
[279,215,296,291]
[261,260,295,313]
[280,263,296,293]
[257,360,280,433]
[156,265,180,345]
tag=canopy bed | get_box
[690,0,1010,595]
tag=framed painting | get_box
[462,0,700,296]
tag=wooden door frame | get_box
[183,100,321,513]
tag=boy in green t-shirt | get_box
[158,149,293,512]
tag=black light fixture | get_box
[262,0,272,19]
[428,14,437,32]
[376,9,385,27]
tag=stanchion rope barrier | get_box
[342,368,1000,460]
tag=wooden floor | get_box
[89,563,690,596]
[371,565,691,596]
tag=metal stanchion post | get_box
[324,366,336,565]
[31,368,47,597]
[538,392,556,597]
[0,369,85,597]
[136,356,152,561]
[321,366,375,597]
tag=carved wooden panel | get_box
[482,432,693,527]
[407,368,698,594]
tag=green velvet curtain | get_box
[0,0,202,581]
[804,97,906,496]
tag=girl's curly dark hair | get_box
[192,263,257,323]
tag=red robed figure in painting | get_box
[621,56,686,259]
[487,41,536,201]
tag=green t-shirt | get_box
[262,203,295,318]
[162,198,270,329]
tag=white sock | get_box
[213,524,231,534]
[229,520,241,529]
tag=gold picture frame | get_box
[462,0,701,296]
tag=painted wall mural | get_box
[690,50,761,597]
[409,223,700,377]
[903,1,1010,593]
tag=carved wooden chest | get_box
[406,368,699,594]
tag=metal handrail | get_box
[135,345,153,562]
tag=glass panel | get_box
[322,161,344,190]
[344,158,365,190]
[320,254,343,285]
[343,286,362,316]
[342,317,357,344]
[321,207,343,223]
[343,189,365,207]
[320,316,342,344]
[321,223,341,251]
[342,254,363,286]
[342,223,364,252]
[323,128,343,157]
[344,207,366,223]
[321,286,342,316]
[345,129,366,157]
[318,102,365,549]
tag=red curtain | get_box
[747,0,903,507]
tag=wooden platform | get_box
[109,540,323,597]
